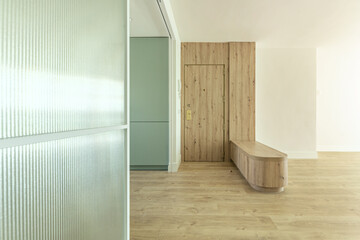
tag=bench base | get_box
[231,140,288,193]
[249,183,284,193]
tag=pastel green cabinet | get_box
[130,37,169,170]
[130,123,169,170]
[130,37,169,121]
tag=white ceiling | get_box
[130,0,169,37]
[169,0,360,47]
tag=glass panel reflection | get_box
[0,131,126,240]
[0,0,127,139]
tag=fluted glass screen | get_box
[0,131,126,240]
[0,0,127,139]
[0,0,128,239]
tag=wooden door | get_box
[184,65,225,162]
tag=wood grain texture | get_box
[181,43,229,162]
[131,152,360,240]
[231,140,288,192]
[229,42,256,141]
[184,65,225,162]
[182,42,229,65]
[232,140,287,159]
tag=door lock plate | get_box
[186,110,192,120]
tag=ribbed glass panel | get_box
[0,131,126,240]
[0,0,127,139]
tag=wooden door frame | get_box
[183,64,226,162]
[181,43,230,163]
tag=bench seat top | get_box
[231,140,287,159]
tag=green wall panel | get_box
[130,122,168,169]
[130,37,169,122]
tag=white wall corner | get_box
[168,154,181,172]
[286,151,318,159]
[159,0,182,173]
[161,0,181,41]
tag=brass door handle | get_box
[186,110,192,120]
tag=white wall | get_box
[256,48,317,159]
[175,40,182,167]
[317,47,360,151]
[161,0,182,172]
[130,0,169,37]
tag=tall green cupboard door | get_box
[130,37,169,170]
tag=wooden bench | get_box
[230,140,288,193]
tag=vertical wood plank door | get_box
[229,42,255,141]
[184,65,225,162]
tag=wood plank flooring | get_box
[130,152,360,240]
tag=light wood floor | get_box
[130,153,360,240]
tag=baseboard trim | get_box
[168,154,181,172]
[130,165,168,171]
[317,145,360,152]
[286,151,318,159]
